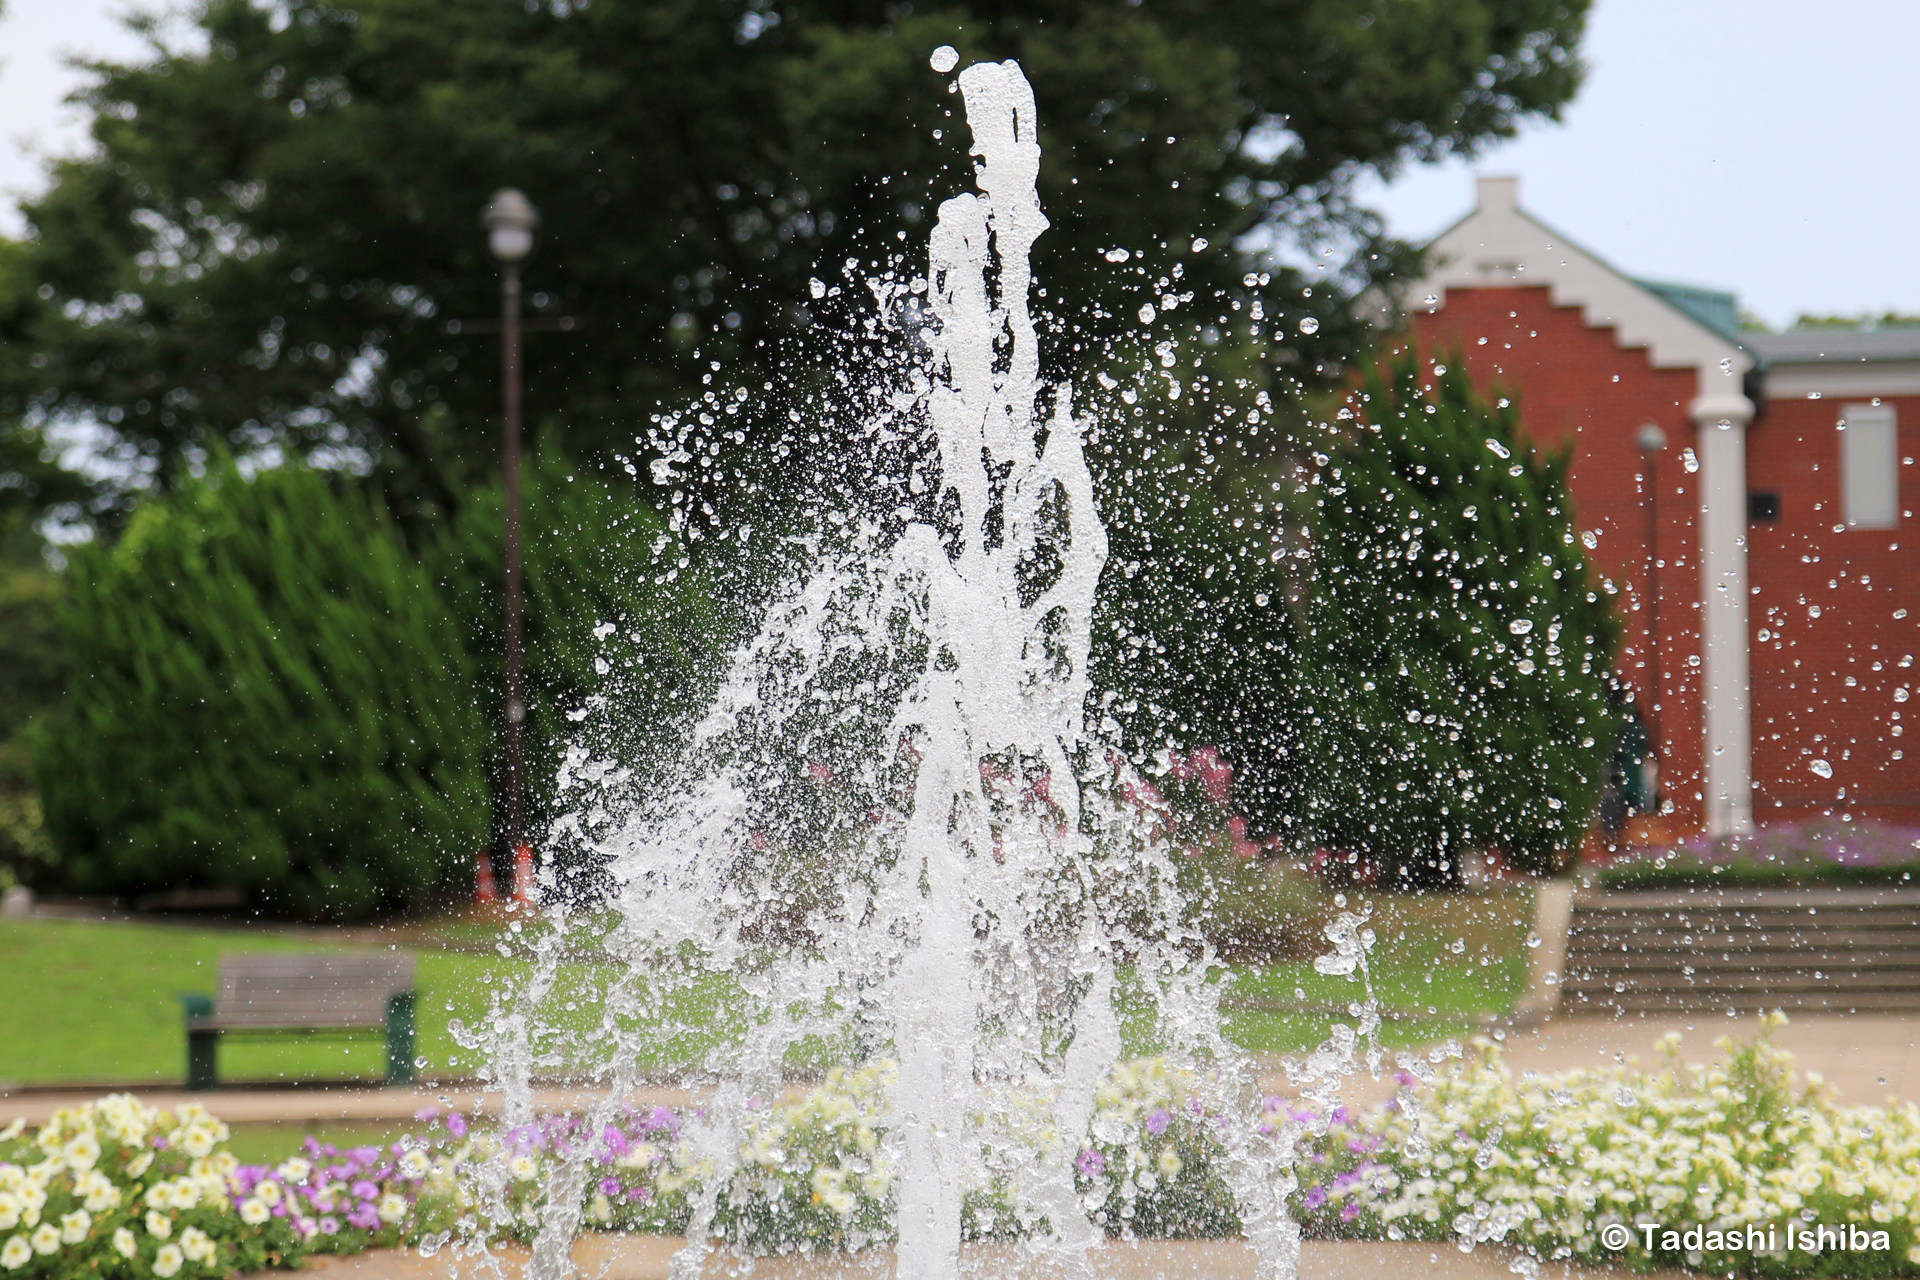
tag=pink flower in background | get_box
[1075,1148,1106,1178]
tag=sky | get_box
[1,0,1916,329]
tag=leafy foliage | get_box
[0,0,1589,527]
[1292,349,1622,883]
[429,450,725,852]
[31,460,487,919]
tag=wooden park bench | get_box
[182,953,418,1090]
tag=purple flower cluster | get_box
[1610,818,1920,878]
[230,1136,426,1241]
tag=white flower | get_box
[378,1193,407,1224]
[58,1210,90,1245]
[254,1180,282,1206]
[146,1210,172,1239]
[153,1242,184,1277]
[509,1155,539,1182]
[398,1149,430,1179]
[62,1133,101,1173]
[178,1227,212,1263]
[239,1199,270,1225]
[1158,1149,1183,1179]
[0,1237,26,1270]
[113,1227,137,1258]
[275,1158,310,1182]
[0,1196,16,1232]
[28,1223,58,1255]
[127,1151,155,1178]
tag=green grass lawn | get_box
[0,886,1538,1085]
[0,917,572,1086]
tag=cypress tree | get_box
[33,460,488,918]
[1295,350,1623,886]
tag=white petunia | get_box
[239,1198,270,1225]
[153,1242,184,1277]
[0,1237,26,1270]
[113,1227,138,1258]
[378,1193,408,1224]
[146,1210,172,1239]
[28,1223,59,1255]
[178,1227,212,1262]
[58,1210,90,1244]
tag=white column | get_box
[1692,389,1755,836]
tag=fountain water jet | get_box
[467,52,1348,1280]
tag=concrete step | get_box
[1564,888,1920,1013]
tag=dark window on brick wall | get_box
[1748,491,1781,522]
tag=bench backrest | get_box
[215,953,417,1029]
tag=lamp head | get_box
[1635,422,1668,454]
[482,188,539,263]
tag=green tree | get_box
[32,459,488,919]
[430,448,727,853]
[1292,350,1622,886]
[0,0,1589,528]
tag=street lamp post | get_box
[1635,421,1668,762]
[482,188,538,899]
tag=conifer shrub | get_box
[33,461,487,919]
[1294,350,1623,885]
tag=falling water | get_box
[465,53,1367,1280]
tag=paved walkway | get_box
[302,1236,1682,1280]
[6,1014,1912,1133]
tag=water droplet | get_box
[1527,932,1542,949]
[1299,316,1320,335]
[1809,605,1822,619]
[1509,619,1533,635]
[1720,357,1733,375]
[809,278,826,299]
[1614,1087,1637,1108]
[1810,759,1833,778]
[1104,247,1131,263]
[1137,303,1157,325]
[1682,447,1700,473]
[1582,530,1598,549]
[1485,439,1511,459]
[928,45,959,74]
[1189,237,1208,253]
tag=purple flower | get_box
[347,1207,381,1231]
[446,1113,468,1140]
[601,1125,630,1159]
[1329,1106,1351,1126]
[414,1107,440,1123]
[600,1177,622,1198]
[641,1106,678,1137]
[1302,1186,1327,1210]
[352,1180,378,1201]
[1341,1202,1363,1223]
[353,1146,381,1165]
[626,1186,652,1205]
[318,1216,341,1236]
[1145,1108,1172,1136]
[1076,1148,1106,1178]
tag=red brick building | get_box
[1409,177,1918,837]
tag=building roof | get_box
[1743,329,1920,365]
[1411,175,1754,422]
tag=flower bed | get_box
[1291,1016,1920,1277]
[1598,819,1920,890]
[9,1020,1919,1278]
[0,1095,454,1277]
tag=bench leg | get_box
[186,1028,220,1091]
[386,992,418,1086]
